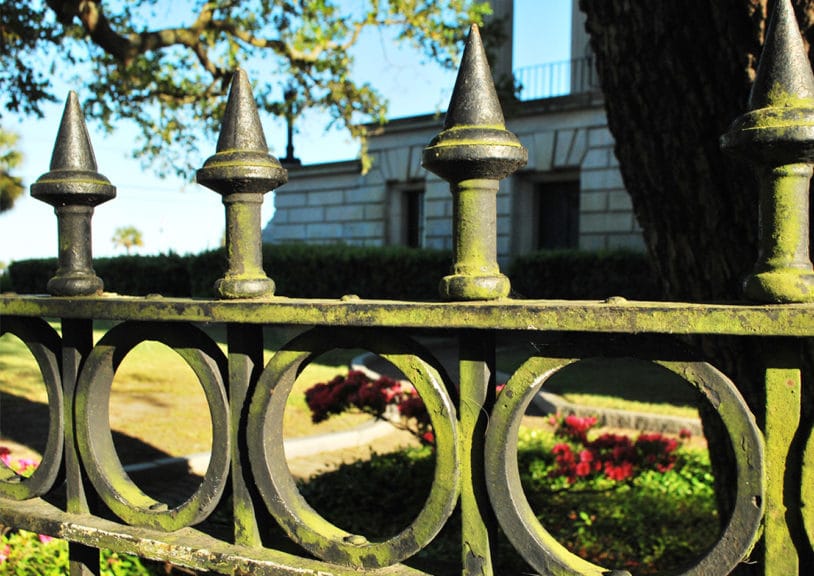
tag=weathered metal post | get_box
[29,91,112,575]
[197,69,287,299]
[30,92,116,296]
[423,24,527,576]
[721,1,814,573]
[423,24,527,302]
[721,0,814,303]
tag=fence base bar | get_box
[0,499,429,576]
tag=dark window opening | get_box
[536,180,579,249]
[403,188,425,248]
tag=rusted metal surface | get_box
[486,346,764,576]
[0,6,813,575]
[721,0,814,303]
[246,328,459,569]
[74,322,231,531]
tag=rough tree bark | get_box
[579,0,814,572]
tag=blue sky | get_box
[0,0,571,266]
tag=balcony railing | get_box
[514,57,599,101]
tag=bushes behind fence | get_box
[187,244,450,299]
[508,249,661,300]
[6,254,192,297]
[5,246,661,301]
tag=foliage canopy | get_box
[0,0,490,180]
[0,130,23,212]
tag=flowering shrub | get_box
[548,414,683,485]
[0,446,166,574]
[305,370,434,444]
[0,447,37,477]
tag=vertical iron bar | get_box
[459,331,497,576]
[745,163,814,301]
[763,343,802,575]
[227,323,265,546]
[62,318,99,576]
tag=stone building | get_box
[262,0,643,264]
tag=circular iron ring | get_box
[74,321,230,531]
[485,355,764,576]
[247,328,460,569]
[0,316,63,499]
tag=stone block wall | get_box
[263,96,644,261]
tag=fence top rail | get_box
[2,294,813,336]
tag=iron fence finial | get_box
[422,24,527,301]
[721,0,814,302]
[197,68,287,299]
[31,91,115,296]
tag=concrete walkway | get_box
[125,419,399,477]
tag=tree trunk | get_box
[579,0,768,301]
[578,1,814,573]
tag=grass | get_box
[0,324,372,463]
[496,337,702,420]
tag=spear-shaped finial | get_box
[31,91,116,296]
[423,25,527,300]
[197,69,287,299]
[721,0,814,302]
[749,0,814,110]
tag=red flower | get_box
[604,460,634,481]
[556,415,598,443]
[575,460,593,477]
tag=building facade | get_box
[262,1,644,263]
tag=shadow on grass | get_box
[0,390,204,510]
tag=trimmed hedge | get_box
[6,254,191,297]
[5,258,55,295]
[7,246,662,301]
[0,271,11,292]
[7,245,451,300]
[508,249,662,300]
[188,244,451,299]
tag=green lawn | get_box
[497,336,702,420]
[2,326,707,460]
[0,324,371,461]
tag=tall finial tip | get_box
[216,68,269,153]
[443,20,503,129]
[50,91,98,172]
[749,0,814,108]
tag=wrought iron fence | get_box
[514,56,598,101]
[1,3,814,575]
